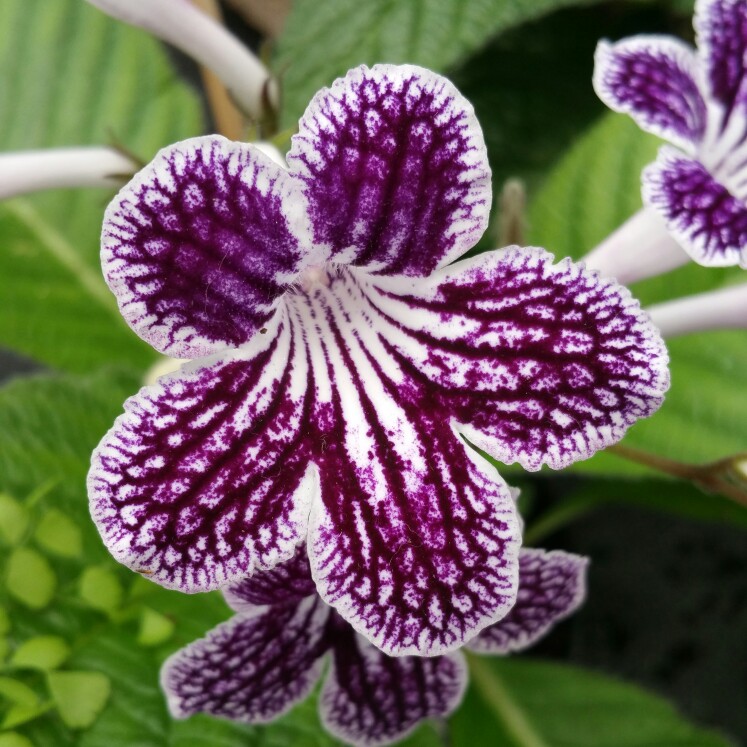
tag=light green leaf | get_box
[451,656,732,747]
[10,636,71,672]
[3,700,52,730]
[5,547,56,610]
[0,492,30,546]
[0,677,39,707]
[47,671,111,729]
[79,567,124,615]
[137,607,175,648]
[276,0,603,126]
[529,113,747,476]
[0,0,203,373]
[0,733,35,747]
[34,508,83,558]
[0,607,9,635]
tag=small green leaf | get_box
[47,671,111,729]
[5,548,56,610]
[0,732,35,747]
[0,637,9,662]
[137,607,175,647]
[34,509,83,558]
[0,676,39,707]
[0,493,29,546]
[10,636,70,672]
[78,567,124,614]
[0,606,10,634]
[2,700,51,729]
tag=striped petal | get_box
[88,310,316,592]
[467,549,588,654]
[593,37,707,152]
[288,271,520,657]
[643,146,747,267]
[102,136,314,359]
[287,64,491,277]
[161,596,330,722]
[224,544,316,611]
[321,622,467,747]
[363,247,669,472]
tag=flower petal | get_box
[224,544,316,611]
[102,135,313,359]
[320,624,467,747]
[593,37,707,152]
[695,0,747,123]
[161,596,330,722]
[88,311,316,592]
[287,64,491,277]
[360,247,669,471]
[643,146,747,267]
[467,549,588,654]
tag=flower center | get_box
[298,264,332,292]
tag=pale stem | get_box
[647,283,747,338]
[0,147,136,200]
[582,206,689,284]
[85,0,277,121]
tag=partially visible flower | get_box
[587,0,747,282]
[88,64,668,658]
[0,147,136,201]
[648,282,747,337]
[162,546,588,747]
[84,0,276,120]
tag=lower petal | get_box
[467,548,588,654]
[320,622,467,747]
[643,146,747,267]
[161,597,330,722]
[88,312,316,592]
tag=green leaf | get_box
[79,567,124,615]
[47,671,111,729]
[137,607,175,648]
[5,547,56,610]
[34,509,83,559]
[276,0,603,126]
[10,636,71,672]
[3,701,52,730]
[0,607,10,635]
[0,0,203,373]
[0,733,35,747]
[0,677,39,708]
[529,113,747,477]
[0,493,30,546]
[451,656,732,747]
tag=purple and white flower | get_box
[88,64,668,657]
[161,546,588,747]
[588,0,747,281]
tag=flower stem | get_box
[608,443,747,508]
[467,654,550,747]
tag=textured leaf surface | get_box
[452,656,732,747]
[0,0,203,373]
[276,0,601,126]
[529,113,747,474]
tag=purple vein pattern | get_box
[594,0,747,267]
[162,546,587,747]
[90,63,668,657]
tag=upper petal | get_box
[593,37,707,152]
[102,135,313,359]
[643,146,747,267]
[88,309,316,592]
[287,64,491,276]
[467,549,588,654]
[320,622,467,747]
[161,596,330,722]
[224,544,316,611]
[359,247,670,471]
[695,0,747,125]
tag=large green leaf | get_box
[0,0,203,373]
[275,0,601,127]
[451,656,733,747]
[529,113,747,474]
